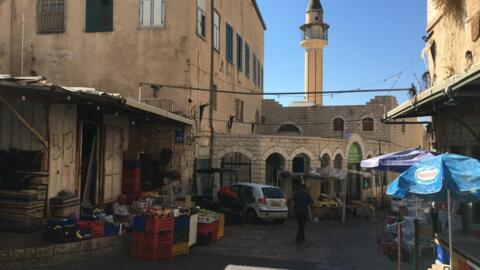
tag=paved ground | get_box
[5,218,434,270]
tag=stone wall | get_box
[425,0,480,85]
[261,96,425,150]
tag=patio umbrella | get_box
[361,148,436,173]
[386,153,480,267]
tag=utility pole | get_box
[208,0,215,169]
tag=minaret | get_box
[301,0,329,106]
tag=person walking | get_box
[293,184,314,244]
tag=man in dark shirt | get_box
[293,184,314,244]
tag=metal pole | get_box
[447,190,453,268]
[397,219,401,270]
[208,0,215,169]
[414,218,419,270]
[378,140,384,209]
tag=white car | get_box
[230,183,288,224]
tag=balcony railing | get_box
[302,29,328,41]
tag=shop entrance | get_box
[347,143,362,201]
[79,122,99,206]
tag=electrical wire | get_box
[144,82,412,96]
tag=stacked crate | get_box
[122,161,141,196]
[173,215,190,257]
[217,214,225,240]
[131,216,174,261]
[197,220,219,245]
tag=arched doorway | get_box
[347,143,363,201]
[292,154,311,173]
[265,153,285,186]
[221,152,251,186]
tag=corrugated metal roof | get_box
[0,77,193,126]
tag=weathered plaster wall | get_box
[6,0,265,136]
[0,0,11,74]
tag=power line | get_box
[142,82,412,96]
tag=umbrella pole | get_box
[447,190,453,268]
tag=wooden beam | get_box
[0,95,49,149]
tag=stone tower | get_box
[301,0,329,106]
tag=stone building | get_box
[0,0,266,186]
[385,0,480,265]
[212,0,425,202]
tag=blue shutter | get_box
[245,44,250,78]
[253,55,257,84]
[237,34,243,71]
[226,24,233,63]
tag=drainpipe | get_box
[208,0,215,169]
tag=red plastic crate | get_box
[145,217,174,233]
[198,222,217,235]
[77,220,92,229]
[91,222,104,238]
[142,244,173,261]
[131,243,144,259]
[144,231,173,248]
[132,231,145,246]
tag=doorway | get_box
[347,143,363,201]
[80,122,99,206]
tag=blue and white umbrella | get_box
[361,148,436,173]
[387,153,480,267]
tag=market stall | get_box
[387,153,480,269]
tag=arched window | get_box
[333,154,343,193]
[277,124,301,136]
[266,153,286,186]
[321,154,330,168]
[362,118,374,131]
[334,154,343,169]
[292,154,310,173]
[333,118,344,132]
[221,152,251,185]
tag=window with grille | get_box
[321,154,330,168]
[140,0,165,27]
[86,0,113,33]
[235,99,244,122]
[362,117,374,131]
[196,0,206,38]
[37,0,65,33]
[213,10,220,51]
[333,118,344,132]
[334,154,343,169]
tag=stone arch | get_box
[345,133,367,161]
[215,146,255,161]
[330,115,346,131]
[360,115,376,132]
[319,147,333,160]
[332,147,345,159]
[275,121,304,135]
[262,147,289,161]
[365,150,375,159]
[288,147,316,162]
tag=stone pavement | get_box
[4,218,434,270]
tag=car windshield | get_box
[261,187,284,199]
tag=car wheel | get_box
[274,219,285,225]
[245,209,258,224]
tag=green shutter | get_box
[245,43,250,78]
[86,0,100,32]
[86,0,113,32]
[253,55,257,84]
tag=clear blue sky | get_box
[256,0,428,106]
